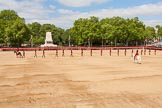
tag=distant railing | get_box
[0,46,162,51]
[1,46,161,58]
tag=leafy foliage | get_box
[70,16,146,46]
[0,9,161,47]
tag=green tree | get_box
[0,10,29,47]
[0,19,5,44]
[71,18,87,45]
[63,29,71,46]
[27,22,41,46]
[144,26,156,45]
[28,22,41,37]
[100,17,128,46]
[87,16,100,46]
[71,16,100,46]
[156,25,162,42]
[0,10,22,46]
[5,19,30,47]
[124,17,145,46]
[100,19,113,46]
[53,27,65,46]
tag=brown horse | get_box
[14,50,23,58]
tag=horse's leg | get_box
[134,56,136,62]
[136,56,141,64]
[16,53,18,58]
[19,52,23,58]
[138,56,141,64]
[21,53,23,58]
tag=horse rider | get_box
[134,50,139,61]
[16,48,19,53]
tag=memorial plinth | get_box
[41,32,57,47]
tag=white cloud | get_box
[56,0,109,7]
[0,0,55,23]
[143,20,162,27]
[0,0,162,29]
[52,2,162,28]
[88,2,162,18]
[49,5,56,10]
[57,9,79,15]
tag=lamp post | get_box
[88,38,90,47]
[155,27,158,42]
[6,36,9,47]
[68,35,71,47]
[30,35,33,47]
[102,35,103,47]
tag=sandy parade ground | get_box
[0,49,162,108]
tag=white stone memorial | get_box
[41,32,57,47]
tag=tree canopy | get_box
[0,9,162,47]
[70,17,147,46]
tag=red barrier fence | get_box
[1,46,161,57]
[109,49,112,56]
[81,49,83,56]
[56,49,58,57]
[1,46,162,51]
[62,49,64,56]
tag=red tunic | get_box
[135,51,139,56]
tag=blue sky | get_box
[0,0,162,29]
